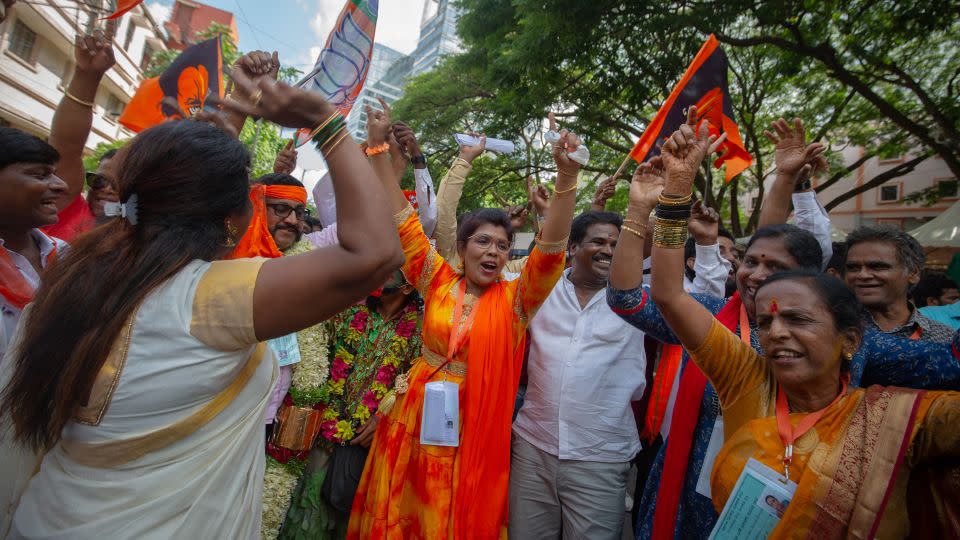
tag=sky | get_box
[145,0,428,74]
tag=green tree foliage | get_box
[241,120,286,179]
[390,0,958,234]
[82,138,128,173]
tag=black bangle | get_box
[795,179,812,192]
[655,203,692,220]
[411,154,427,166]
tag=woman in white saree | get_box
[0,71,404,540]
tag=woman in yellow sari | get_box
[642,110,960,538]
[347,107,581,539]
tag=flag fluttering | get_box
[629,34,751,182]
[105,0,145,19]
[119,37,223,133]
[293,0,379,148]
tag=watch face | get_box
[412,155,427,165]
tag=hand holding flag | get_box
[660,106,725,193]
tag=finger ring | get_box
[250,89,263,107]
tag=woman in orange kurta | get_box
[348,108,584,539]
[642,114,960,538]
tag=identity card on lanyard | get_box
[420,280,476,447]
[708,458,797,540]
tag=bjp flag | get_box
[630,34,751,182]
[119,37,223,133]
[105,0,145,19]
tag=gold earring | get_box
[224,221,238,247]
[844,352,853,360]
[456,260,464,274]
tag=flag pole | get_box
[611,154,633,183]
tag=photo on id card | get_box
[708,458,797,540]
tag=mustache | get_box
[274,224,300,232]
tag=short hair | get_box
[569,211,623,246]
[844,225,925,275]
[717,227,735,243]
[758,270,863,371]
[746,224,822,272]
[912,272,959,307]
[0,127,59,170]
[825,242,847,274]
[256,173,305,188]
[456,208,514,245]
[100,148,119,162]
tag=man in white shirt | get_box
[509,211,646,539]
[0,127,69,362]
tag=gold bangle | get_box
[553,182,578,195]
[655,216,690,227]
[653,220,688,249]
[623,218,646,227]
[621,224,646,239]
[319,126,346,150]
[321,130,351,156]
[557,167,579,177]
[658,193,692,206]
[64,90,94,108]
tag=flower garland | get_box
[262,239,330,539]
[316,303,420,445]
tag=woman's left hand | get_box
[660,106,725,192]
[548,112,583,175]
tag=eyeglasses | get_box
[266,203,307,220]
[86,172,115,191]
[469,233,511,253]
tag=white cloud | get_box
[304,0,426,56]
[145,0,172,24]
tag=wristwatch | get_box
[794,179,812,192]
[411,154,427,167]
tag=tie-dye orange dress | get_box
[348,205,566,539]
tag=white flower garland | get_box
[261,239,331,539]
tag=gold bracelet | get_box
[557,168,579,178]
[653,220,688,249]
[621,224,646,239]
[553,182,578,195]
[319,126,346,152]
[658,192,692,206]
[64,90,94,108]
[623,218,647,228]
[321,130,351,156]
[655,216,690,227]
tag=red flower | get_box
[361,390,380,411]
[320,420,338,441]
[375,365,396,385]
[330,358,350,380]
[395,318,416,338]
[350,310,369,331]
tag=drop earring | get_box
[224,220,239,247]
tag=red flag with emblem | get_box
[629,34,751,182]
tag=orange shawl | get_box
[228,184,307,259]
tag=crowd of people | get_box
[0,27,959,540]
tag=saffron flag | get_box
[105,0,144,19]
[293,0,379,148]
[119,37,223,133]
[629,34,751,182]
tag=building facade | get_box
[345,43,406,140]
[163,0,238,51]
[411,0,462,77]
[0,0,166,151]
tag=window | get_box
[140,43,154,71]
[879,185,900,202]
[124,22,136,51]
[105,94,124,118]
[7,20,37,63]
[938,179,958,198]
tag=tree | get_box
[391,0,958,233]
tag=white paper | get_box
[708,458,797,540]
[543,130,591,166]
[420,381,460,447]
[455,134,515,154]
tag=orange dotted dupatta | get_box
[0,234,57,309]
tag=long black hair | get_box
[2,121,251,450]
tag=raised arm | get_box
[757,118,826,228]
[589,175,617,212]
[609,161,663,292]
[434,136,485,261]
[49,24,116,208]
[223,51,279,136]
[393,122,438,237]
[539,112,580,244]
[273,140,297,175]
[218,69,404,340]
[649,107,725,351]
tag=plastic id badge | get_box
[708,458,797,540]
[420,381,459,447]
[267,333,302,367]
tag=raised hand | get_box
[366,98,393,146]
[458,132,486,163]
[629,157,666,210]
[548,112,583,174]
[217,66,335,129]
[506,204,530,230]
[74,22,116,77]
[591,176,617,210]
[529,182,551,216]
[688,200,720,245]
[392,122,422,157]
[660,106,723,191]
[764,117,826,181]
[235,50,280,86]
[273,139,298,174]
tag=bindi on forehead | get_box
[769,298,779,314]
